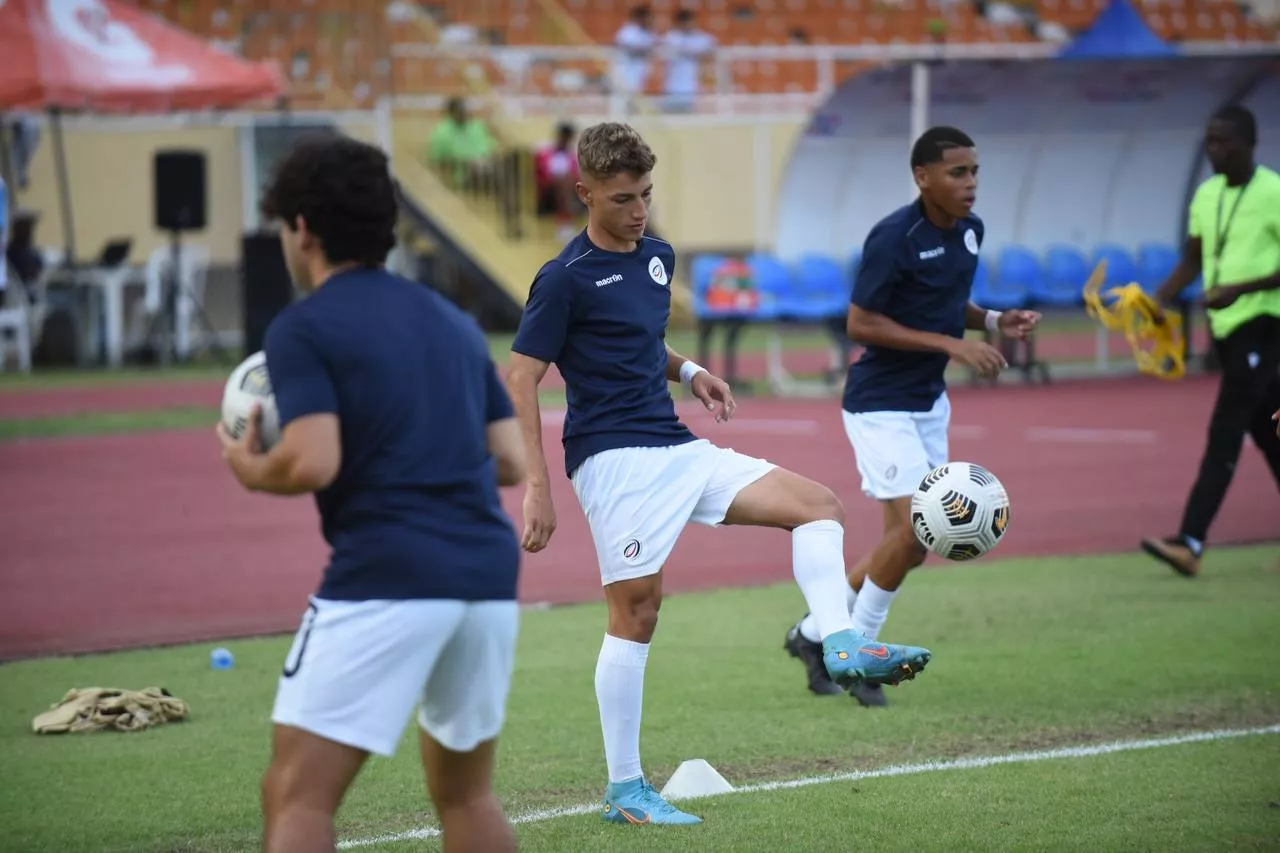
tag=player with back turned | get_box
[505,122,934,827]
[215,135,525,853]
[784,126,1041,707]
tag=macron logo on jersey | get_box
[595,273,624,287]
[919,246,946,260]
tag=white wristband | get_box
[679,360,707,385]
[985,310,1001,333]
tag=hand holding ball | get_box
[221,351,281,452]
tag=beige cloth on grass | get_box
[32,687,190,734]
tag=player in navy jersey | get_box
[505,122,934,826]
[216,135,524,853]
[785,126,1041,707]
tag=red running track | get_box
[0,374,1276,660]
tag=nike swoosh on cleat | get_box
[615,807,651,825]
[859,645,891,659]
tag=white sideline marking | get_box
[337,723,1280,849]
[1025,427,1159,444]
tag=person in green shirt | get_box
[1142,105,1280,577]
[428,97,498,189]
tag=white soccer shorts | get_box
[272,597,519,757]
[842,392,951,501]
[570,439,777,585]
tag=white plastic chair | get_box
[0,271,32,373]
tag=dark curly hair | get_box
[259,134,398,267]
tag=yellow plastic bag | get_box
[1082,259,1186,380]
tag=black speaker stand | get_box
[144,230,229,367]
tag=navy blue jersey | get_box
[511,231,696,478]
[264,268,520,602]
[843,200,983,414]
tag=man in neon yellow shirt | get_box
[1142,105,1280,577]
[428,97,498,188]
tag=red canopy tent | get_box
[0,0,286,261]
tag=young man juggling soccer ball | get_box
[785,126,1041,707]
[506,122,934,826]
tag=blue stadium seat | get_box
[1091,243,1137,289]
[971,255,1027,311]
[744,252,789,320]
[1135,242,1178,295]
[785,254,849,321]
[1032,245,1089,308]
[996,245,1042,305]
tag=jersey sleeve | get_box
[851,223,903,313]
[264,311,338,428]
[511,261,575,363]
[484,358,515,422]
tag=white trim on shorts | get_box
[570,439,776,585]
[271,597,519,757]
[842,392,951,501]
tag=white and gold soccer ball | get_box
[221,351,281,452]
[910,462,1011,561]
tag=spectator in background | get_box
[5,209,44,304]
[662,9,716,112]
[534,122,582,243]
[613,6,657,106]
[428,97,499,190]
[0,175,8,301]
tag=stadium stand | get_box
[25,0,1275,362]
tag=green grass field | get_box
[4,545,1278,852]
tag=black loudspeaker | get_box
[241,231,294,355]
[154,150,207,232]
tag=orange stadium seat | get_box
[116,0,1277,104]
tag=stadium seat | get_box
[971,255,1028,311]
[744,252,790,321]
[1033,245,1089,308]
[1091,243,1138,289]
[1136,242,1179,294]
[995,245,1043,305]
[784,254,849,321]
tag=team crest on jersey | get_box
[648,256,668,286]
[964,228,979,255]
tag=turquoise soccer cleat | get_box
[601,777,703,826]
[821,628,931,688]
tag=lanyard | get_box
[1208,170,1253,290]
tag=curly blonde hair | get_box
[576,122,657,182]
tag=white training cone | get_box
[660,759,735,801]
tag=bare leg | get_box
[261,725,368,853]
[420,731,517,853]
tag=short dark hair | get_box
[1211,104,1257,147]
[260,134,398,268]
[910,126,976,169]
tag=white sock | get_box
[792,520,857,641]
[798,577,856,642]
[851,577,898,641]
[595,634,649,784]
